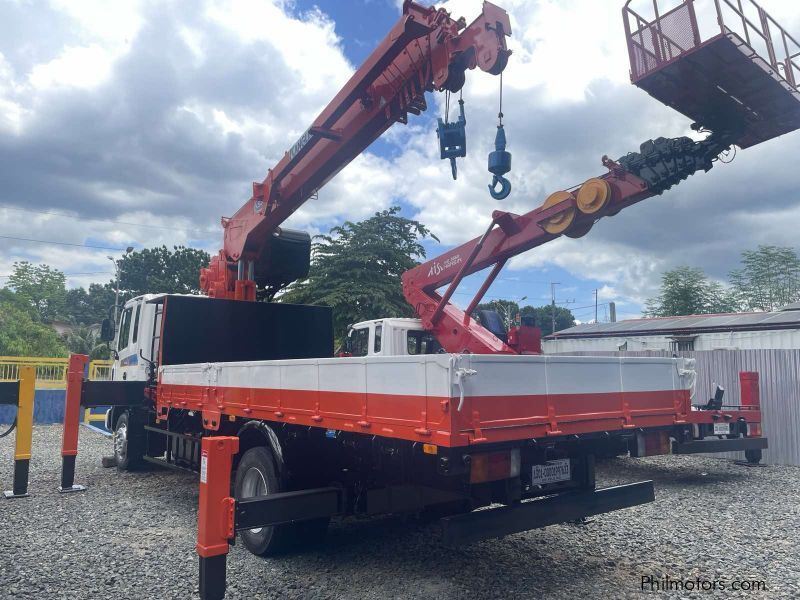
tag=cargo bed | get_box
[158,354,694,447]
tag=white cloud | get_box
[47,0,144,47]
[28,44,116,89]
[1,0,799,318]
[0,0,376,285]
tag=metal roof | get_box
[548,310,800,339]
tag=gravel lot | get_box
[1,425,798,599]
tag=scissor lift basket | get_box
[624,0,800,148]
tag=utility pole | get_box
[107,256,120,325]
[550,282,560,335]
[594,289,598,323]
[107,246,134,324]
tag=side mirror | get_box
[100,318,115,342]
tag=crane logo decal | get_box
[428,254,462,278]
[289,129,313,162]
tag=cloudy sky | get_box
[1,0,799,322]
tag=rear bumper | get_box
[440,480,654,545]
[672,437,768,455]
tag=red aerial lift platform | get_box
[624,0,800,148]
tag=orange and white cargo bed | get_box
[157,353,695,447]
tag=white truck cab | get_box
[343,318,442,357]
[106,293,166,382]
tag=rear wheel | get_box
[234,446,294,556]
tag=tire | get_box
[234,446,294,556]
[113,411,144,471]
[745,448,763,464]
[234,446,330,556]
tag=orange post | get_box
[59,354,89,493]
[197,436,239,600]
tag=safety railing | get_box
[0,356,113,429]
[715,0,800,89]
[623,0,800,89]
[0,357,113,389]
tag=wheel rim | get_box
[114,422,128,462]
[241,466,270,535]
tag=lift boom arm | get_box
[200,1,511,301]
[403,134,731,354]
[405,0,800,355]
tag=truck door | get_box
[115,300,144,381]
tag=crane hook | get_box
[487,123,512,200]
[488,174,511,200]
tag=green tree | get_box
[280,207,437,342]
[63,325,110,360]
[0,290,67,356]
[473,300,576,336]
[521,304,576,336]
[118,246,211,296]
[6,262,67,322]
[64,283,117,325]
[729,245,800,312]
[645,266,737,317]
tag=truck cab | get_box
[343,318,442,357]
[105,294,165,382]
[343,310,542,357]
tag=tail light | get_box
[469,449,521,483]
[748,422,762,437]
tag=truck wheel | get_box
[234,446,294,556]
[745,448,763,464]
[114,411,143,471]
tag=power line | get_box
[0,203,190,232]
[0,234,127,251]
[0,271,113,278]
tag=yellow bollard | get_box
[4,365,34,498]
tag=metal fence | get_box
[556,349,800,466]
[0,357,113,428]
[0,356,112,388]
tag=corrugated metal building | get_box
[551,350,800,467]
[544,305,800,353]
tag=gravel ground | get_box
[1,425,798,599]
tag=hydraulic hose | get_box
[0,417,17,438]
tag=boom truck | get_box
[55,0,799,598]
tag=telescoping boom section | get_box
[200,0,511,302]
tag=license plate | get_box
[531,459,571,485]
[713,423,731,435]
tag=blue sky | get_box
[1,0,799,325]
